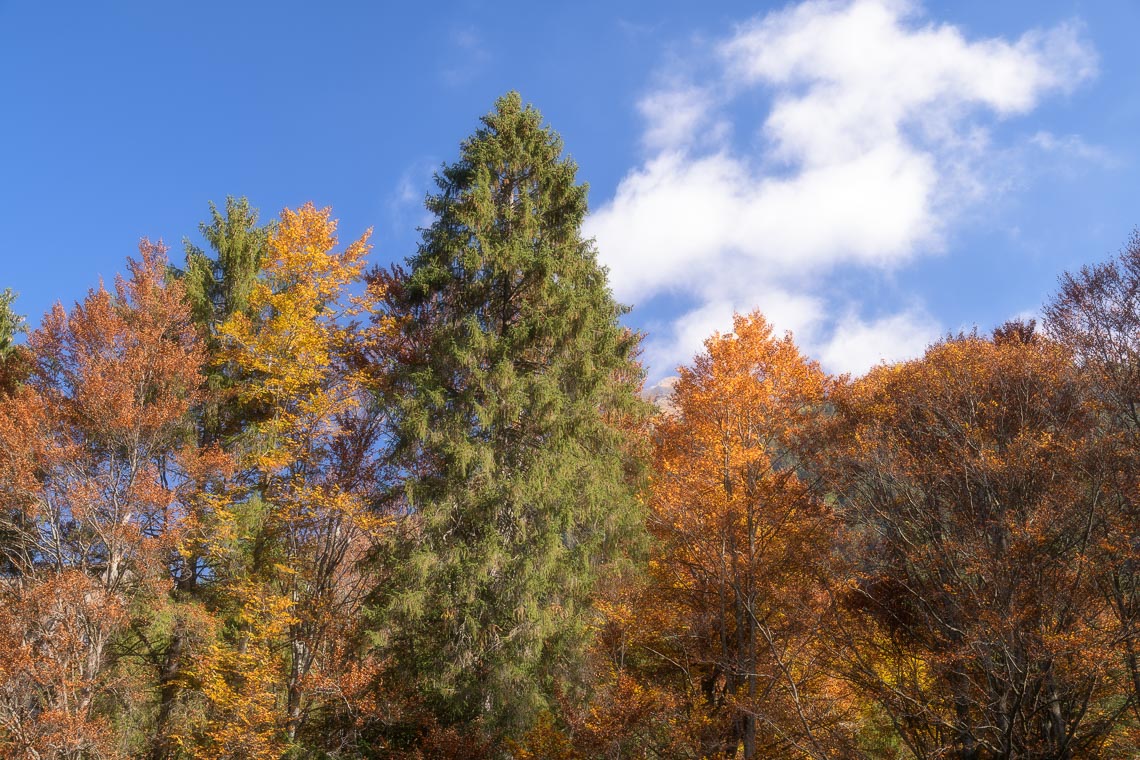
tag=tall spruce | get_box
[0,289,27,395]
[0,289,23,361]
[0,290,28,577]
[181,196,268,336]
[177,196,271,443]
[386,92,649,732]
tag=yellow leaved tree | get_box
[181,203,395,755]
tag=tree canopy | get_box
[2,96,1140,760]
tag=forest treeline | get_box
[2,92,1140,759]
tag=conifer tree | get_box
[384,92,649,733]
[181,196,269,338]
[0,289,23,359]
[0,289,27,395]
[177,196,271,444]
[0,291,28,580]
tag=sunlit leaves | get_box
[645,312,850,759]
[0,243,210,758]
[198,202,394,747]
[825,329,1129,758]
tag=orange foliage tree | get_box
[1046,233,1140,734]
[530,312,852,759]
[824,325,1132,758]
[0,244,212,758]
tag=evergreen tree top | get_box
[179,196,271,334]
[0,289,25,360]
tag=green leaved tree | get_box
[0,289,27,395]
[0,289,23,357]
[178,196,272,444]
[182,196,269,336]
[0,289,28,579]
[382,92,649,736]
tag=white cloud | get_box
[819,308,942,376]
[588,0,1096,377]
[594,145,936,307]
[395,171,421,205]
[637,87,716,151]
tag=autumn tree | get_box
[644,312,849,759]
[823,327,1131,759]
[180,203,393,755]
[145,197,273,757]
[379,92,649,736]
[1045,232,1140,435]
[1046,232,1140,739]
[0,244,212,758]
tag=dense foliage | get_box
[375,92,649,735]
[2,93,1140,759]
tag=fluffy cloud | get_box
[588,0,1096,377]
[637,86,718,152]
[819,308,943,376]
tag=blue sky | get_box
[2,0,1137,380]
